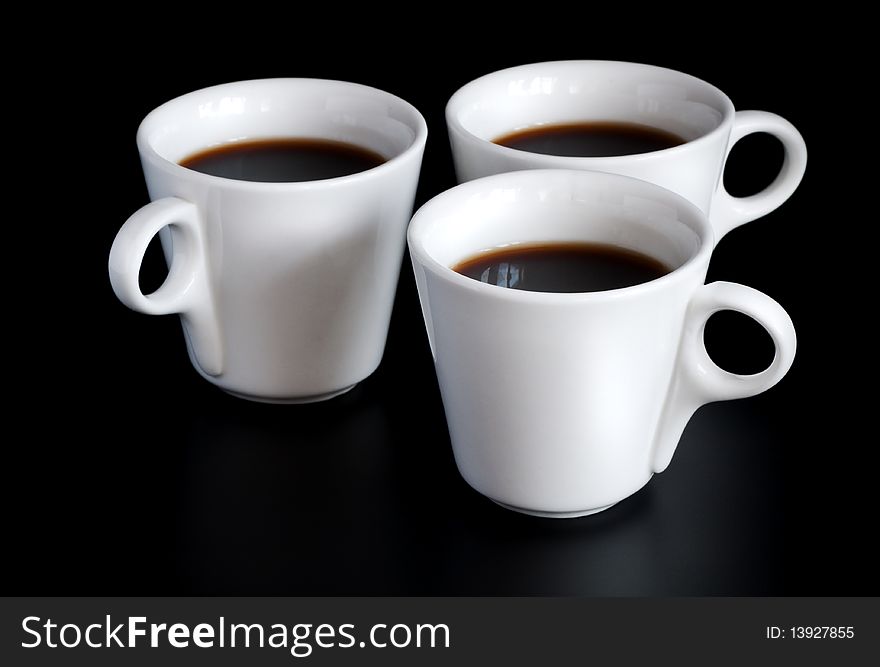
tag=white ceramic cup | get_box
[446,60,807,241]
[408,169,796,518]
[109,79,427,403]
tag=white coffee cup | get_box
[109,79,427,403]
[446,61,806,241]
[408,169,796,518]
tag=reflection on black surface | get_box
[167,375,785,594]
[176,385,399,593]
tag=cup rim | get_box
[407,169,714,303]
[446,60,735,165]
[137,77,428,191]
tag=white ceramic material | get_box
[446,61,807,241]
[408,170,796,518]
[109,79,427,402]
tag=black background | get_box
[10,20,874,596]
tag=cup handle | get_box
[712,110,807,239]
[108,197,223,376]
[651,281,796,473]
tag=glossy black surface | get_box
[11,25,874,595]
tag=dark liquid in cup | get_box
[453,242,670,293]
[179,138,386,182]
[494,121,685,157]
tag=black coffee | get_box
[494,121,685,157]
[179,138,386,182]
[453,242,670,293]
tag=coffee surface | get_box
[494,121,685,157]
[453,242,670,293]
[180,138,386,182]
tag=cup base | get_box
[492,500,618,519]
[222,383,357,404]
